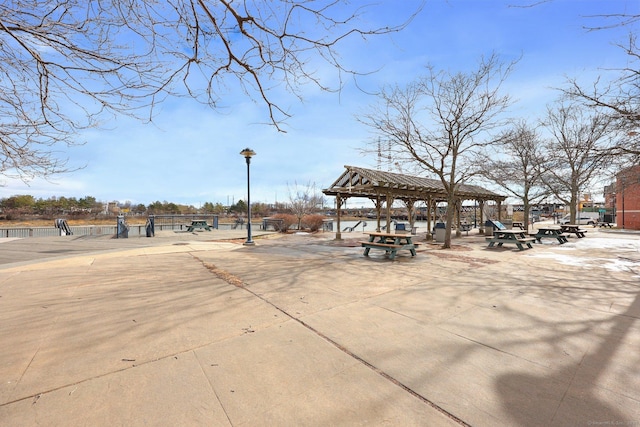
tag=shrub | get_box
[301,214,325,232]
[270,213,297,232]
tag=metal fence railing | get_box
[0,226,120,238]
[150,214,219,230]
[0,214,224,239]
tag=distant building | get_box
[615,165,640,230]
[603,183,616,211]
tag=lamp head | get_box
[240,148,256,159]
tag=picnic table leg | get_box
[363,247,371,256]
[388,249,397,260]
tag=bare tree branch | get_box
[0,0,423,180]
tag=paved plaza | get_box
[0,225,639,426]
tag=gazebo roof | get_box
[322,165,505,202]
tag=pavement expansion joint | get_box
[189,252,472,426]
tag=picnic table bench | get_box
[560,224,587,238]
[459,223,472,233]
[360,232,418,260]
[186,220,212,232]
[486,229,535,251]
[531,226,568,244]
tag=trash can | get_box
[435,222,446,243]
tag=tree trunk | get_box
[443,197,456,248]
[522,197,530,232]
[569,193,578,224]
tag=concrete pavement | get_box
[0,225,638,426]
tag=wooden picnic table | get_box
[486,229,535,251]
[360,232,418,260]
[186,220,212,232]
[532,226,567,244]
[560,224,587,238]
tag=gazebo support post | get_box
[335,194,343,240]
[455,199,462,238]
[426,197,433,240]
[385,193,392,232]
[375,195,382,232]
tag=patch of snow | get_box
[554,237,640,252]
[528,253,639,277]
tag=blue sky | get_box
[2,0,638,207]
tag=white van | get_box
[559,213,599,225]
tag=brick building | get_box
[616,165,640,230]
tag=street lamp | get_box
[240,148,256,245]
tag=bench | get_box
[531,232,568,244]
[186,220,212,232]
[360,242,402,249]
[360,241,403,259]
[459,224,472,235]
[360,240,420,260]
[562,228,587,238]
[487,237,535,251]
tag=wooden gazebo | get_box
[322,165,506,239]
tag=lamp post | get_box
[240,148,256,245]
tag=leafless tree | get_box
[565,57,640,158]
[538,99,618,223]
[360,53,515,248]
[565,11,640,158]
[0,0,419,180]
[287,181,324,229]
[476,121,548,231]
